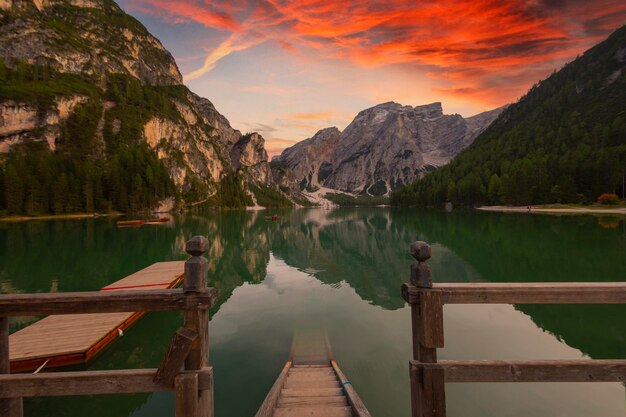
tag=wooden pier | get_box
[9,261,186,372]
[401,241,626,417]
[1,236,216,417]
[255,331,372,417]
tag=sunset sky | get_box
[118,0,626,157]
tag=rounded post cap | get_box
[410,241,431,262]
[186,236,209,256]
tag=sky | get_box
[117,0,626,157]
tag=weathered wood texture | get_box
[255,361,292,417]
[183,236,212,417]
[175,373,198,417]
[0,289,215,316]
[330,360,372,417]
[1,316,23,417]
[154,328,198,387]
[403,240,626,417]
[403,282,626,305]
[434,360,626,382]
[7,262,209,372]
[0,367,213,398]
[411,364,446,417]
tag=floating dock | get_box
[9,261,185,373]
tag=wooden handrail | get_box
[331,359,373,417]
[402,240,626,417]
[0,367,213,398]
[0,235,216,417]
[0,288,217,316]
[412,360,626,382]
[402,282,626,305]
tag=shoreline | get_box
[0,213,122,222]
[477,205,626,215]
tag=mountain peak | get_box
[413,102,443,119]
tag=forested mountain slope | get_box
[0,0,286,215]
[392,25,626,206]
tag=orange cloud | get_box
[129,0,626,105]
[290,112,336,120]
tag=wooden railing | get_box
[0,236,217,417]
[401,241,626,417]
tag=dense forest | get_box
[0,59,176,215]
[392,25,626,207]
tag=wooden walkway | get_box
[9,261,185,373]
[256,330,371,417]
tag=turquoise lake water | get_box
[1,208,625,417]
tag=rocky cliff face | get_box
[0,0,279,206]
[0,0,182,85]
[274,102,503,195]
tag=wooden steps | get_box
[273,365,352,417]
[8,261,185,372]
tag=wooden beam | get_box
[418,365,446,417]
[331,360,372,417]
[0,367,213,398]
[1,316,23,417]
[154,328,198,387]
[419,291,444,349]
[175,373,198,417]
[0,288,217,316]
[184,236,213,417]
[402,283,626,305]
[425,360,626,382]
[255,361,292,417]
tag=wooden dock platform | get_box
[9,261,185,373]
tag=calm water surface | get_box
[1,209,625,417]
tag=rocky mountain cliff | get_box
[392,24,626,207]
[274,102,503,196]
[0,0,282,214]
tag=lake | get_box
[1,208,625,417]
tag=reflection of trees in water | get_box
[13,209,626,417]
[390,209,626,359]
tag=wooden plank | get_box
[1,316,23,417]
[331,360,372,417]
[0,289,215,316]
[7,262,217,372]
[432,282,626,304]
[280,388,343,397]
[283,379,340,389]
[292,365,329,368]
[277,396,348,407]
[0,368,213,398]
[182,237,212,417]
[255,361,292,417]
[154,328,198,387]
[175,373,198,417]
[102,261,185,290]
[285,375,338,383]
[434,360,626,382]
[419,291,444,349]
[419,365,446,417]
[274,406,352,417]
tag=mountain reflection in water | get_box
[1,208,624,417]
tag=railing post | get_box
[183,236,212,417]
[402,241,446,417]
[1,317,23,417]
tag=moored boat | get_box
[116,219,145,227]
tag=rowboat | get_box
[255,331,372,417]
[145,216,170,224]
[115,219,145,227]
